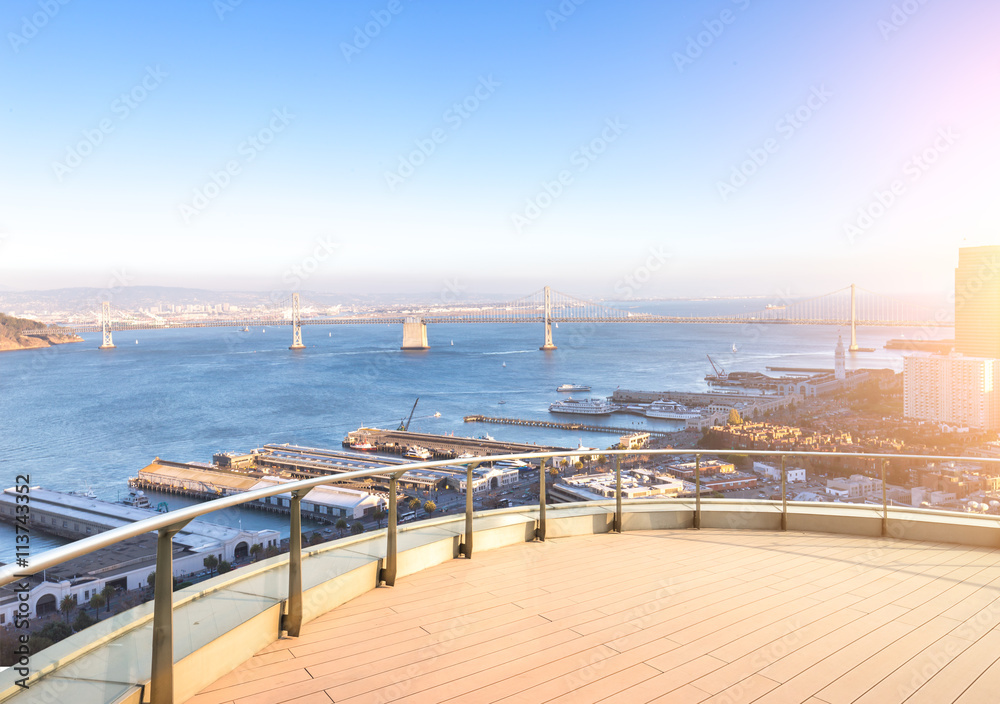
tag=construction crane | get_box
[398,398,419,431]
[706,354,728,381]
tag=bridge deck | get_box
[188,529,1000,704]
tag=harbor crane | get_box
[398,398,419,431]
[706,354,728,381]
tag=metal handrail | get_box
[4,447,998,703]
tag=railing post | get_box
[381,473,400,586]
[537,458,547,541]
[150,521,190,704]
[881,459,888,538]
[284,488,312,637]
[460,462,477,558]
[694,453,701,530]
[614,455,622,533]
[780,456,787,531]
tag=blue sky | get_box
[1,0,998,299]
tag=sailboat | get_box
[732,343,738,353]
[450,340,454,345]
[502,361,506,367]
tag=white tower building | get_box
[835,335,846,381]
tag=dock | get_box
[344,428,566,458]
[462,415,679,438]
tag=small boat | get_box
[242,327,249,332]
[349,437,377,451]
[498,400,506,405]
[732,344,738,353]
[329,332,332,337]
[450,340,454,345]
[121,490,152,509]
[262,329,266,333]
[478,434,495,442]
[502,362,507,367]
[135,340,138,345]
[554,323,559,328]
[404,446,433,460]
[433,412,442,417]
[73,488,97,500]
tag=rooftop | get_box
[190,528,1000,704]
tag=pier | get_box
[462,415,679,438]
[344,428,565,458]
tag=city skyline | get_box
[2,1,999,297]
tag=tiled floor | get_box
[187,530,1000,703]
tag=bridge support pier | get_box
[99,301,115,349]
[401,317,429,350]
[289,293,305,350]
[540,286,557,351]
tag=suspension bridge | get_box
[26,285,950,352]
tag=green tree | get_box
[423,500,436,518]
[59,595,77,623]
[203,555,219,576]
[373,506,386,529]
[146,572,156,592]
[101,584,115,613]
[249,543,263,561]
[350,521,364,535]
[727,408,743,426]
[408,497,421,510]
[217,560,232,575]
[265,544,280,558]
[89,593,105,618]
[73,610,96,632]
[335,518,348,538]
[573,461,584,471]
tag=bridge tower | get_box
[289,293,305,350]
[401,317,429,350]
[99,301,115,350]
[849,284,859,352]
[540,286,557,351]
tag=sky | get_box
[1,0,998,301]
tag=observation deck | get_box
[3,450,1000,704]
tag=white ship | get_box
[557,384,591,392]
[120,489,152,509]
[548,398,616,415]
[404,446,433,460]
[644,400,701,421]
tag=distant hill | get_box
[0,313,81,352]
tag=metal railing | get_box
[2,448,998,703]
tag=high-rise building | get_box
[955,245,1000,358]
[904,355,1000,429]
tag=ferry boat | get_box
[404,446,433,460]
[548,398,616,415]
[348,437,377,451]
[120,489,152,509]
[557,384,591,392]
[644,400,702,421]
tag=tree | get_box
[101,584,115,613]
[373,507,386,529]
[73,610,96,632]
[217,560,232,575]
[146,572,156,592]
[89,593,105,617]
[408,497,421,510]
[423,500,436,518]
[203,555,219,576]
[573,461,584,471]
[727,408,744,426]
[335,518,348,538]
[350,521,364,535]
[249,543,263,561]
[59,595,77,623]
[265,545,280,558]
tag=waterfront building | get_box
[454,465,520,494]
